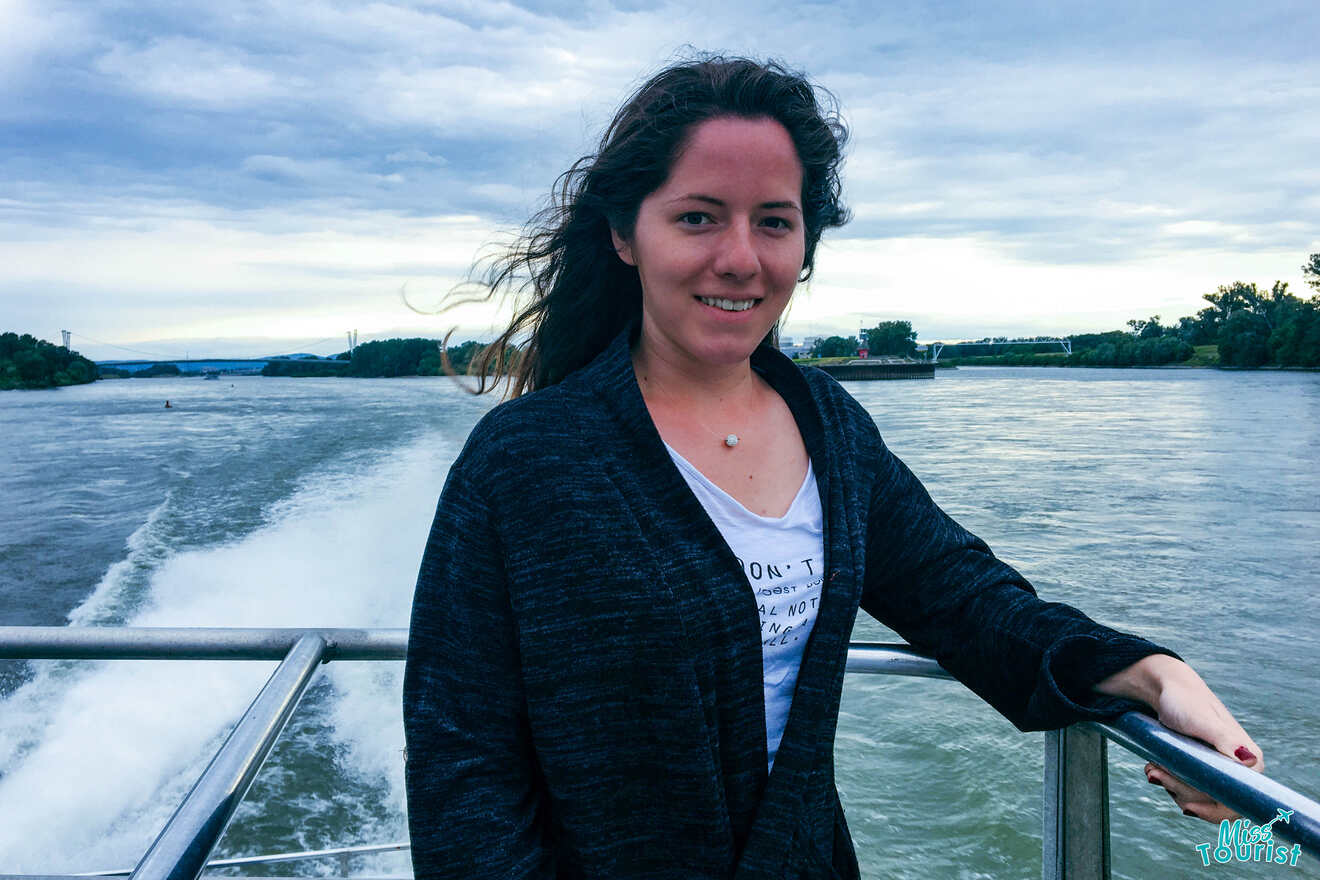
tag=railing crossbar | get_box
[0,626,405,661]
[128,634,327,880]
[1092,713,1320,851]
[72,841,411,877]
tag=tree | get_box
[1303,253,1320,292]
[810,336,858,358]
[1202,282,1257,321]
[262,359,350,377]
[1202,281,1297,331]
[1127,315,1163,339]
[441,340,487,375]
[1218,311,1271,367]
[1195,278,1312,366]
[1153,336,1192,364]
[1259,281,1300,331]
[15,350,45,382]
[862,321,918,357]
[1091,343,1118,366]
[347,338,442,377]
[1175,316,1202,344]
[1269,297,1320,367]
[0,331,100,390]
[1192,305,1222,346]
[134,363,182,377]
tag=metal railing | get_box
[0,628,1315,880]
[78,843,411,877]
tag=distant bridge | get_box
[95,357,340,375]
[921,338,1072,364]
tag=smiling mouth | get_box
[695,296,761,312]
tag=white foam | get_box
[69,492,173,627]
[0,432,454,871]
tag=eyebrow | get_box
[669,194,802,213]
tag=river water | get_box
[0,367,1316,877]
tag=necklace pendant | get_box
[724,434,739,448]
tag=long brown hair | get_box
[453,54,850,397]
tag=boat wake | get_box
[0,434,456,872]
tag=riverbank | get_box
[936,343,1217,369]
[1,332,98,390]
[944,360,1320,371]
[803,343,1320,373]
[816,359,934,380]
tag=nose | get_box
[713,219,760,282]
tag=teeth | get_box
[698,296,757,312]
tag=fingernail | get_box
[1146,775,1160,785]
[1183,809,1195,817]
[1235,746,1257,764]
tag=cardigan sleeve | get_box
[403,462,556,878]
[858,435,1180,732]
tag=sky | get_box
[2,0,1317,360]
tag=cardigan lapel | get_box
[566,327,861,874]
[733,347,863,877]
[569,327,759,857]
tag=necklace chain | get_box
[641,379,746,449]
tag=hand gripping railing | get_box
[849,643,1319,878]
[0,629,1315,880]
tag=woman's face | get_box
[612,116,806,372]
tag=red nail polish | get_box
[1235,746,1256,763]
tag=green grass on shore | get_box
[793,356,855,366]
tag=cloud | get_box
[832,54,1320,263]
[386,149,448,165]
[1,0,1317,351]
[0,0,94,86]
[0,197,506,347]
[239,154,404,189]
[94,37,290,107]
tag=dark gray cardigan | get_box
[404,327,1172,878]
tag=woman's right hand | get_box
[1098,653,1263,823]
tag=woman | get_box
[403,56,1260,878]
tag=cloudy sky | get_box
[3,0,1317,360]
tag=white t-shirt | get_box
[664,444,825,771]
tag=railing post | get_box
[1043,726,1110,880]
[129,634,326,880]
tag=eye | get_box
[760,216,793,230]
[677,212,713,226]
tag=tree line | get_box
[809,321,919,359]
[1067,256,1319,368]
[936,328,1198,367]
[99,363,183,378]
[16,254,1318,390]
[0,332,98,390]
[1167,255,1320,366]
[261,338,491,378]
[810,254,1320,369]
